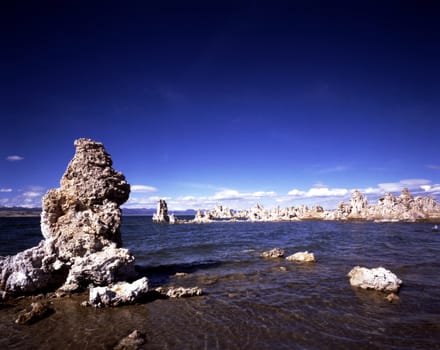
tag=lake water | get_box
[1,216,440,349]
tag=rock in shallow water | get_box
[114,330,146,350]
[15,301,53,325]
[88,277,149,307]
[155,286,203,298]
[261,248,285,258]
[347,266,402,292]
[286,251,315,262]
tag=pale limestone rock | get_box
[331,188,440,222]
[169,214,176,224]
[0,139,133,296]
[286,251,315,262]
[205,205,233,219]
[347,266,402,292]
[88,277,149,307]
[350,190,368,217]
[61,245,136,292]
[261,248,285,258]
[152,199,169,223]
[192,209,212,223]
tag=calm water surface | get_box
[1,216,439,349]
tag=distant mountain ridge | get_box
[0,207,42,217]
[0,206,197,217]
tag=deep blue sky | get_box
[1,1,440,210]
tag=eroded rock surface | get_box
[189,188,440,223]
[88,277,149,307]
[152,199,170,223]
[0,138,134,297]
[347,266,402,292]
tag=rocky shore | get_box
[0,138,202,315]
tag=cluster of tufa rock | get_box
[0,139,135,297]
[186,188,440,223]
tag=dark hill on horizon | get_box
[0,206,197,217]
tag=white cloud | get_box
[0,186,46,208]
[377,179,432,194]
[377,182,402,193]
[23,191,42,198]
[6,155,24,161]
[421,184,440,194]
[307,187,348,197]
[123,188,278,210]
[288,187,348,198]
[131,185,158,193]
[316,165,348,174]
[122,179,440,211]
[427,164,440,170]
[124,195,168,208]
[212,189,276,201]
[287,189,306,196]
[363,187,383,195]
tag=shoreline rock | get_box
[0,138,134,297]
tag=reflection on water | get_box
[1,217,440,349]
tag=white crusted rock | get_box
[286,251,315,262]
[88,277,149,307]
[152,199,170,223]
[347,266,402,292]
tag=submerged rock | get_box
[15,301,53,325]
[347,266,402,292]
[88,277,149,307]
[385,292,400,303]
[155,286,203,298]
[286,251,315,262]
[0,138,134,296]
[261,248,285,258]
[114,330,146,350]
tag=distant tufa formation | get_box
[152,199,176,224]
[161,188,440,223]
[328,188,440,222]
[0,139,135,297]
